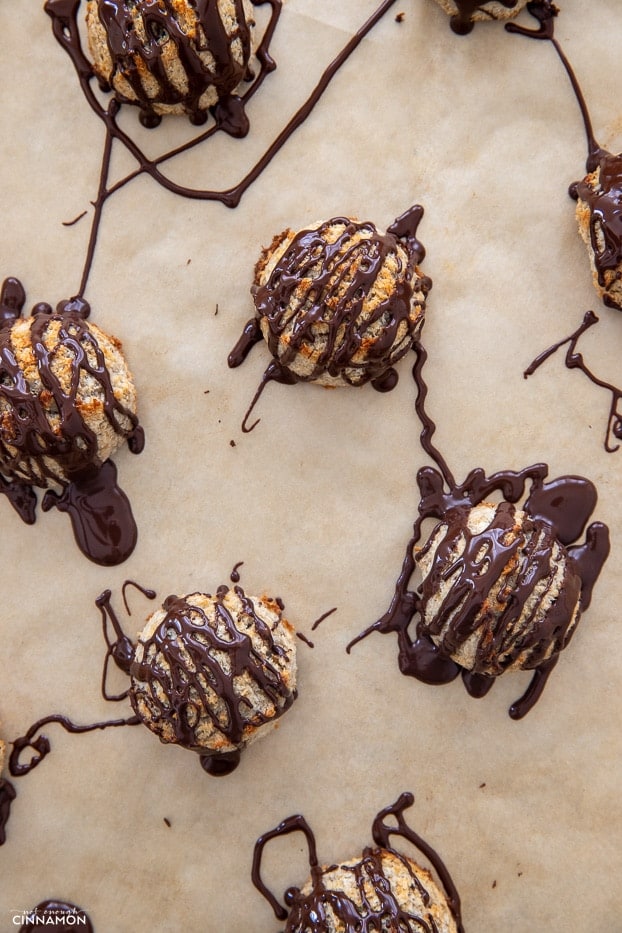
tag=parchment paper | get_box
[0,1,621,930]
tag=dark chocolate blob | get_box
[20,901,93,932]
[252,792,464,933]
[348,342,609,718]
[0,277,142,565]
[129,586,295,772]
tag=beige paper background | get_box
[0,1,621,930]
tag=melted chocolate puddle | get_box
[508,1,622,449]
[0,278,143,564]
[252,791,464,933]
[347,341,609,718]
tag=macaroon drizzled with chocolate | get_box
[348,342,610,718]
[6,578,297,810]
[571,153,622,311]
[508,1,622,311]
[434,0,526,35]
[0,276,143,565]
[85,0,257,129]
[509,1,622,446]
[128,584,298,775]
[229,205,431,429]
[253,792,464,933]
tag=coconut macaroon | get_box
[286,848,459,933]
[572,152,622,311]
[129,585,298,775]
[0,293,138,491]
[241,206,431,391]
[0,275,142,565]
[253,793,463,933]
[433,0,528,34]
[415,500,583,677]
[85,0,258,127]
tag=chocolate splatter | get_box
[9,712,140,778]
[525,309,622,452]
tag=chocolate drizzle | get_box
[8,712,140,778]
[129,586,295,775]
[228,205,430,431]
[348,342,609,718]
[42,0,401,300]
[507,1,622,445]
[0,277,143,565]
[20,901,93,931]
[447,0,519,35]
[525,309,622,452]
[92,0,254,129]
[252,792,464,933]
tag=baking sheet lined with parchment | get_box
[0,1,621,930]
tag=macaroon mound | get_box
[85,0,257,127]
[129,584,298,775]
[415,500,583,677]
[250,208,430,390]
[286,847,460,933]
[433,0,529,34]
